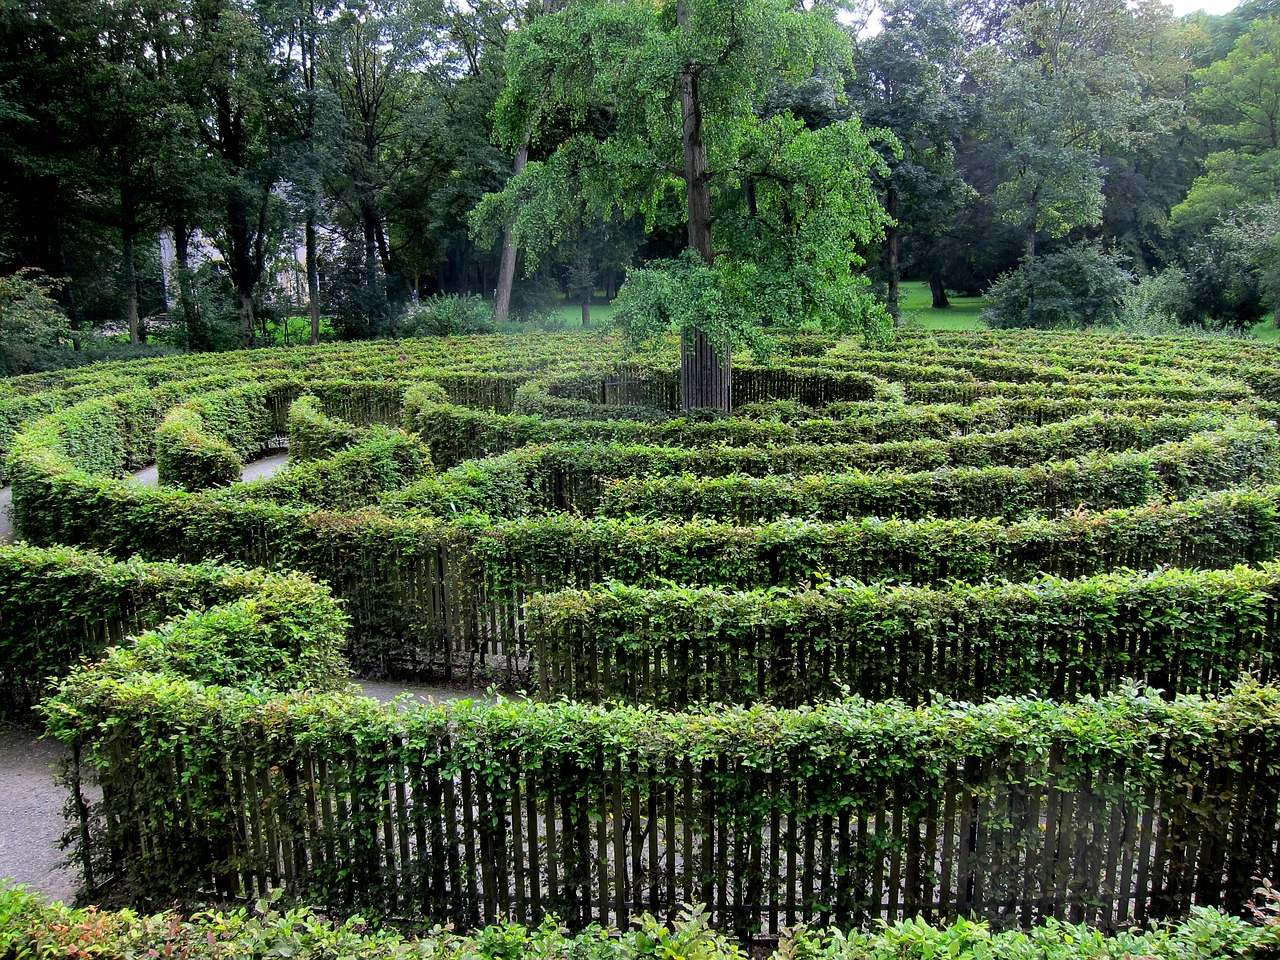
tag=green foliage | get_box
[99,571,349,693]
[982,245,1131,330]
[225,427,433,510]
[0,270,68,375]
[528,561,1280,707]
[595,422,1277,523]
[287,394,363,462]
[1117,268,1191,332]
[0,544,341,719]
[155,406,244,491]
[401,295,495,338]
[42,672,1280,926]
[477,0,891,367]
[3,887,1275,960]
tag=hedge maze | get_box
[5,329,1280,937]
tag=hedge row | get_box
[460,486,1280,594]
[222,428,433,510]
[526,562,1280,708]
[287,393,364,461]
[46,666,1280,933]
[9,424,1278,672]
[594,423,1280,523]
[405,395,1254,471]
[0,544,343,718]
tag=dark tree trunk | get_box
[677,0,730,412]
[123,226,139,345]
[494,144,528,323]
[929,268,950,309]
[306,217,320,345]
[493,0,558,323]
[1023,227,1037,318]
[581,297,590,328]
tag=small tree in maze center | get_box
[475,0,894,410]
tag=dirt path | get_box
[0,679,482,904]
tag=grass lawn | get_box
[897,281,988,331]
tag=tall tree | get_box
[175,0,283,348]
[973,0,1152,314]
[477,0,890,410]
[852,0,974,315]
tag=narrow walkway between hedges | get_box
[0,451,292,545]
[0,679,488,905]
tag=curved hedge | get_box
[594,423,1279,523]
[0,543,345,718]
[44,667,1280,935]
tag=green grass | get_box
[898,281,988,331]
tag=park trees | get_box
[475,0,891,410]
[851,0,974,315]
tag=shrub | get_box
[287,394,363,462]
[982,245,1130,330]
[154,406,243,491]
[401,295,495,336]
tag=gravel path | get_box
[0,725,80,904]
[0,484,11,544]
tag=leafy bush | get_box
[1117,268,1192,333]
[0,269,68,375]
[982,245,1130,330]
[115,571,349,692]
[287,394,362,462]
[224,427,433,509]
[155,406,244,491]
[401,295,494,337]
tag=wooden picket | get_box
[83,730,1280,937]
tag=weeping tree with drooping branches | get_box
[473,0,893,411]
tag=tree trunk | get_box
[677,0,730,411]
[581,297,590,328]
[238,290,255,348]
[681,328,732,410]
[493,144,528,323]
[885,183,900,322]
[929,267,950,309]
[123,226,139,345]
[306,217,320,345]
[493,0,558,324]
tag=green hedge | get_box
[595,424,1279,522]
[406,397,1254,471]
[2,889,1275,960]
[461,486,1280,593]
[155,406,244,491]
[45,675,1280,934]
[389,417,1273,519]
[8,420,1278,675]
[0,544,342,719]
[222,427,433,510]
[287,393,364,461]
[526,562,1280,708]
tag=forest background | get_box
[2,0,1279,373]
